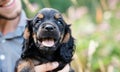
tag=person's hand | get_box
[58,64,70,72]
[34,62,58,72]
[34,62,70,72]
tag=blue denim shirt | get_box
[0,11,26,72]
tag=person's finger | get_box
[58,64,70,72]
[34,62,59,72]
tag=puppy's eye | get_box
[35,19,42,24]
[34,20,41,28]
[37,21,41,23]
[57,21,62,25]
[34,23,39,27]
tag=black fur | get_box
[15,8,75,72]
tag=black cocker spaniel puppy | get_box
[15,8,75,72]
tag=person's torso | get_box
[0,36,23,72]
[0,11,26,72]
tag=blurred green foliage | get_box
[22,0,72,18]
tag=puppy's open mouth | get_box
[38,38,56,47]
[0,0,14,7]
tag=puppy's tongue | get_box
[42,39,54,47]
[0,0,13,7]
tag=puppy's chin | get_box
[38,46,57,55]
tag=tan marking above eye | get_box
[54,13,61,19]
[38,13,44,19]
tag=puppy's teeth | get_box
[4,0,13,6]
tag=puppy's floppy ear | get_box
[62,25,71,43]
[22,19,33,58]
[23,19,33,39]
[60,24,75,63]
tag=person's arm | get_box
[34,62,70,72]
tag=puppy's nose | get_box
[44,24,55,31]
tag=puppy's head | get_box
[24,8,71,53]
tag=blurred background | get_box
[21,0,120,72]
